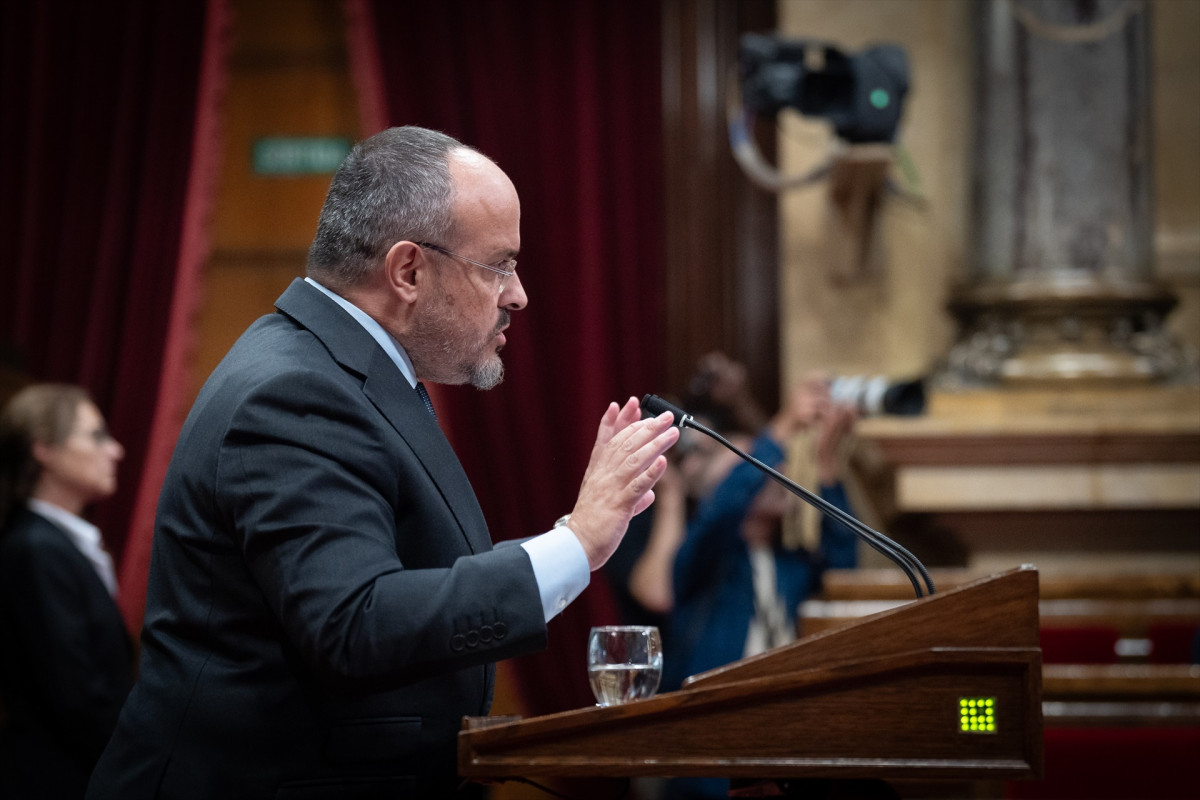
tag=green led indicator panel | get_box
[959,697,997,733]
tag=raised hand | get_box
[815,401,858,485]
[568,400,680,571]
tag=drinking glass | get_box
[586,625,663,707]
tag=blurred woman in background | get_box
[0,384,134,798]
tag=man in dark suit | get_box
[86,126,677,799]
[0,384,134,799]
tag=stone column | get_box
[944,0,1188,384]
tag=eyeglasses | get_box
[71,426,115,445]
[417,242,517,284]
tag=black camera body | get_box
[738,33,909,144]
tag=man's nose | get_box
[501,271,527,311]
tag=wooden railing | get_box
[802,568,1200,730]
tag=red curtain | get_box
[346,0,666,714]
[0,1,228,630]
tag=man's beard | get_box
[407,291,509,390]
[466,342,505,390]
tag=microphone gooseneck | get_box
[642,394,935,599]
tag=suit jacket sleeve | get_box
[209,363,546,684]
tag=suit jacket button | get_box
[450,634,466,652]
[479,625,494,643]
[465,630,480,648]
[493,622,507,640]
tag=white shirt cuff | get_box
[521,526,590,622]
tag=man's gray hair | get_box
[306,126,479,289]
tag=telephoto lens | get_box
[829,375,926,416]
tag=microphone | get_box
[642,394,935,598]
[643,393,693,428]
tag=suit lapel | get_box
[274,279,492,555]
[361,349,494,555]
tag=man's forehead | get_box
[447,151,520,238]
[451,147,492,169]
[448,148,506,186]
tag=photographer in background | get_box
[663,369,860,800]
[603,353,764,634]
[666,371,859,686]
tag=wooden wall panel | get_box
[661,0,780,407]
[191,0,359,400]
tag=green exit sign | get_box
[253,137,351,175]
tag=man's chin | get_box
[469,357,505,391]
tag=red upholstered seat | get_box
[1147,622,1200,664]
[1007,727,1200,800]
[1039,627,1120,665]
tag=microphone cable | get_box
[643,395,935,598]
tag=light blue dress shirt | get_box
[304,277,589,621]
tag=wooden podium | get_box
[459,567,1044,789]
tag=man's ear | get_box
[384,240,423,303]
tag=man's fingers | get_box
[613,411,677,469]
[619,420,679,498]
[633,454,670,509]
[595,397,639,448]
[594,401,621,451]
[613,396,641,431]
[571,415,678,571]
[580,412,677,512]
[631,485,657,518]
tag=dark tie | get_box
[415,382,437,420]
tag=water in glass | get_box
[587,626,662,706]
